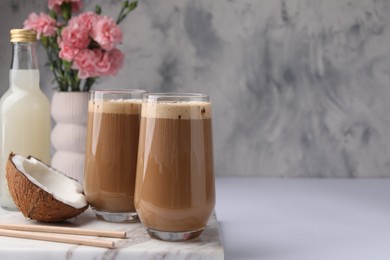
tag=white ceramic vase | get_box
[51,92,89,184]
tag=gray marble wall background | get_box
[0,0,390,177]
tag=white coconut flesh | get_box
[12,155,87,209]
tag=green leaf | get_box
[61,3,72,21]
[95,5,102,15]
[63,60,72,70]
[41,36,48,47]
[83,77,97,92]
[49,10,57,20]
[130,1,138,10]
[122,0,129,8]
[116,0,138,24]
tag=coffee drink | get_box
[135,95,215,240]
[84,90,145,222]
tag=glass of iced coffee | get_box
[135,93,215,241]
[84,89,146,222]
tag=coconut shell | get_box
[6,153,88,222]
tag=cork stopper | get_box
[10,29,37,43]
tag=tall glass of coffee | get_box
[135,93,215,241]
[84,89,146,222]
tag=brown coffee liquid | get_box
[135,101,215,232]
[84,100,141,212]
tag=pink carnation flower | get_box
[77,12,99,31]
[58,42,79,61]
[23,12,57,39]
[48,0,83,13]
[56,11,125,79]
[72,49,99,78]
[71,48,124,79]
[58,13,98,61]
[105,48,124,76]
[91,16,123,51]
[59,16,91,50]
[93,49,111,75]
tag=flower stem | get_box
[116,1,137,24]
[83,77,97,92]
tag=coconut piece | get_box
[6,153,88,222]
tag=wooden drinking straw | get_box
[0,223,129,248]
[0,223,127,238]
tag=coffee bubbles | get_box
[84,90,145,223]
[83,92,216,240]
[134,94,215,241]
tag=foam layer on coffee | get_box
[141,101,211,119]
[89,99,142,114]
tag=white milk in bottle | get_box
[0,29,50,210]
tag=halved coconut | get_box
[6,153,88,222]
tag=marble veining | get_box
[0,0,390,177]
[0,208,224,260]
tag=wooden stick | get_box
[0,223,127,238]
[0,228,117,248]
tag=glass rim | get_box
[90,89,147,94]
[144,92,209,99]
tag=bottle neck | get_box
[10,41,40,90]
[10,42,38,70]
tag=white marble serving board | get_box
[0,207,224,260]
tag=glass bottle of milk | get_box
[0,29,51,210]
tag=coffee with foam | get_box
[89,99,142,114]
[84,99,142,214]
[135,100,215,236]
[141,101,211,119]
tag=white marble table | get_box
[2,177,390,259]
[0,199,223,259]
